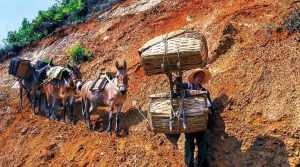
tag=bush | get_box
[67,43,93,64]
[284,11,300,33]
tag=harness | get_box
[89,73,122,93]
[104,74,120,92]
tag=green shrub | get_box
[67,43,93,64]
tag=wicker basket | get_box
[139,30,208,75]
[148,91,209,134]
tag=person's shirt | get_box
[177,82,212,108]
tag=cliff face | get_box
[0,0,299,166]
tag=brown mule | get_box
[42,65,81,122]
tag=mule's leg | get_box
[115,105,123,135]
[41,93,49,117]
[49,97,54,120]
[63,102,67,122]
[115,111,120,135]
[27,91,34,110]
[84,99,91,129]
[45,95,51,118]
[69,98,75,124]
[32,94,37,115]
[83,98,88,126]
[47,96,53,120]
[65,99,71,123]
[81,98,85,122]
[87,102,94,130]
[38,92,42,114]
[106,106,114,134]
[50,98,57,120]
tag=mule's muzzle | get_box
[119,86,127,95]
[120,90,127,95]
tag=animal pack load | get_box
[9,58,33,79]
[89,72,114,92]
[138,30,208,75]
[148,90,209,134]
[46,66,72,81]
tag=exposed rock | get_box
[210,23,237,63]
[99,0,161,20]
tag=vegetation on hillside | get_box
[0,0,88,61]
[67,42,93,64]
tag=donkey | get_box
[80,60,128,134]
[18,60,53,115]
[42,65,81,122]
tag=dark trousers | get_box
[184,131,208,167]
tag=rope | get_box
[135,107,151,126]
[162,35,168,72]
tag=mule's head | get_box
[115,60,128,95]
[64,64,82,95]
[67,64,82,81]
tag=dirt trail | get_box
[0,0,299,166]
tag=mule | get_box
[80,60,128,134]
[42,64,81,122]
[19,60,53,115]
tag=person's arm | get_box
[174,81,189,89]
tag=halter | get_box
[105,74,120,92]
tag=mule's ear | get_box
[67,64,72,69]
[123,60,127,69]
[115,60,120,69]
[49,58,54,66]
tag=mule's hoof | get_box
[116,131,122,137]
[52,116,58,121]
[106,129,112,134]
[115,128,121,135]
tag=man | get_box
[176,68,214,167]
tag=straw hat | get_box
[187,68,212,84]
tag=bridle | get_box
[105,72,127,93]
[105,75,120,92]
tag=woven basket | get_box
[139,30,208,75]
[148,91,209,134]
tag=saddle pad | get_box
[91,75,108,92]
[46,66,71,80]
